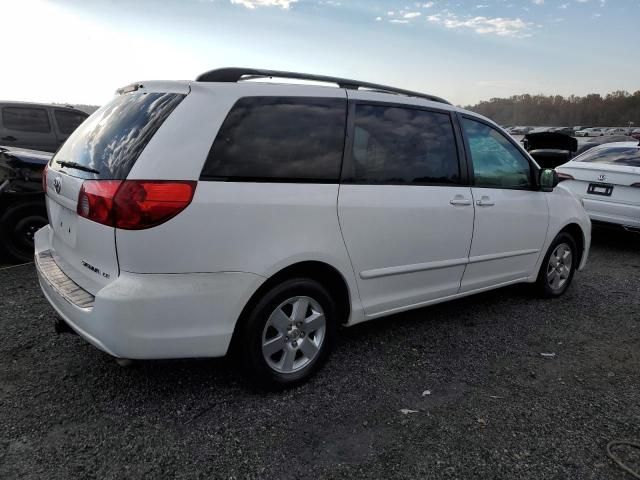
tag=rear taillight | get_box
[77,180,196,230]
[557,172,574,182]
[113,181,196,229]
[42,164,48,193]
[77,180,122,226]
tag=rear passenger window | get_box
[2,107,51,133]
[346,105,459,184]
[202,97,346,182]
[54,110,88,135]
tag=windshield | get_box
[51,92,184,179]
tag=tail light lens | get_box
[77,180,196,230]
[557,172,574,182]
[113,181,196,229]
[77,180,123,225]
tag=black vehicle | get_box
[522,131,578,168]
[0,146,51,262]
[0,102,88,152]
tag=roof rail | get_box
[195,68,451,105]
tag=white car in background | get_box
[35,68,592,388]
[604,127,629,136]
[576,128,605,137]
[557,141,640,231]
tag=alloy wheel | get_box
[261,296,326,374]
[547,243,573,291]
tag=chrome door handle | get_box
[476,199,495,206]
[450,197,472,206]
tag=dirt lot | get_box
[0,228,639,479]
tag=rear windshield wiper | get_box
[56,160,100,174]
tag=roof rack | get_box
[195,68,451,105]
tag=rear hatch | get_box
[44,86,187,294]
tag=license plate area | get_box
[50,203,77,246]
[587,183,613,197]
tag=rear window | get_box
[201,97,346,182]
[576,146,640,167]
[51,92,185,179]
[2,107,51,133]
[54,110,88,135]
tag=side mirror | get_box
[540,169,559,192]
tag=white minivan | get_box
[36,68,591,388]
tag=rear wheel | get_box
[237,278,337,389]
[0,201,47,263]
[535,232,577,298]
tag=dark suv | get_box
[0,102,88,152]
[0,147,52,262]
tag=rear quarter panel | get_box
[117,83,365,322]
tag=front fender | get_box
[543,185,591,271]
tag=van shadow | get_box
[81,281,532,403]
[590,225,639,253]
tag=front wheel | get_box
[535,233,577,298]
[237,278,337,389]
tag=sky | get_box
[2,0,639,106]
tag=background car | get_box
[576,127,605,137]
[574,135,637,155]
[557,141,640,231]
[630,128,640,140]
[528,126,553,134]
[549,127,574,136]
[0,102,88,152]
[509,126,534,135]
[604,127,629,136]
[0,146,51,261]
[522,131,578,168]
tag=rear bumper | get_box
[35,225,264,359]
[583,198,640,229]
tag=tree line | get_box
[466,90,640,127]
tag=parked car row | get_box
[522,131,638,168]
[504,125,639,138]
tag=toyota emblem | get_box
[53,177,62,194]
[598,174,607,182]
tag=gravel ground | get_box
[1,228,639,479]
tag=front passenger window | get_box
[462,118,532,188]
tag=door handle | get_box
[1,136,17,141]
[450,196,472,206]
[476,196,495,206]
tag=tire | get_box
[0,201,48,263]
[237,277,337,389]
[535,232,577,298]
